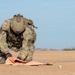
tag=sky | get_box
[0,0,75,49]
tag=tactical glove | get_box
[5,53,12,59]
[0,53,12,64]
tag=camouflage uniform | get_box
[0,14,37,63]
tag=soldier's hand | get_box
[5,53,12,58]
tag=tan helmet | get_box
[10,14,25,35]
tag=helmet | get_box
[10,14,25,35]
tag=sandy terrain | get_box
[0,50,75,75]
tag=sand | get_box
[0,50,75,75]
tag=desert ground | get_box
[0,50,75,75]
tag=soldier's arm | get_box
[0,20,10,53]
[0,20,12,58]
[0,31,8,53]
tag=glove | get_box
[6,53,12,58]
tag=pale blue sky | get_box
[0,0,75,49]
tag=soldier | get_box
[0,14,37,64]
